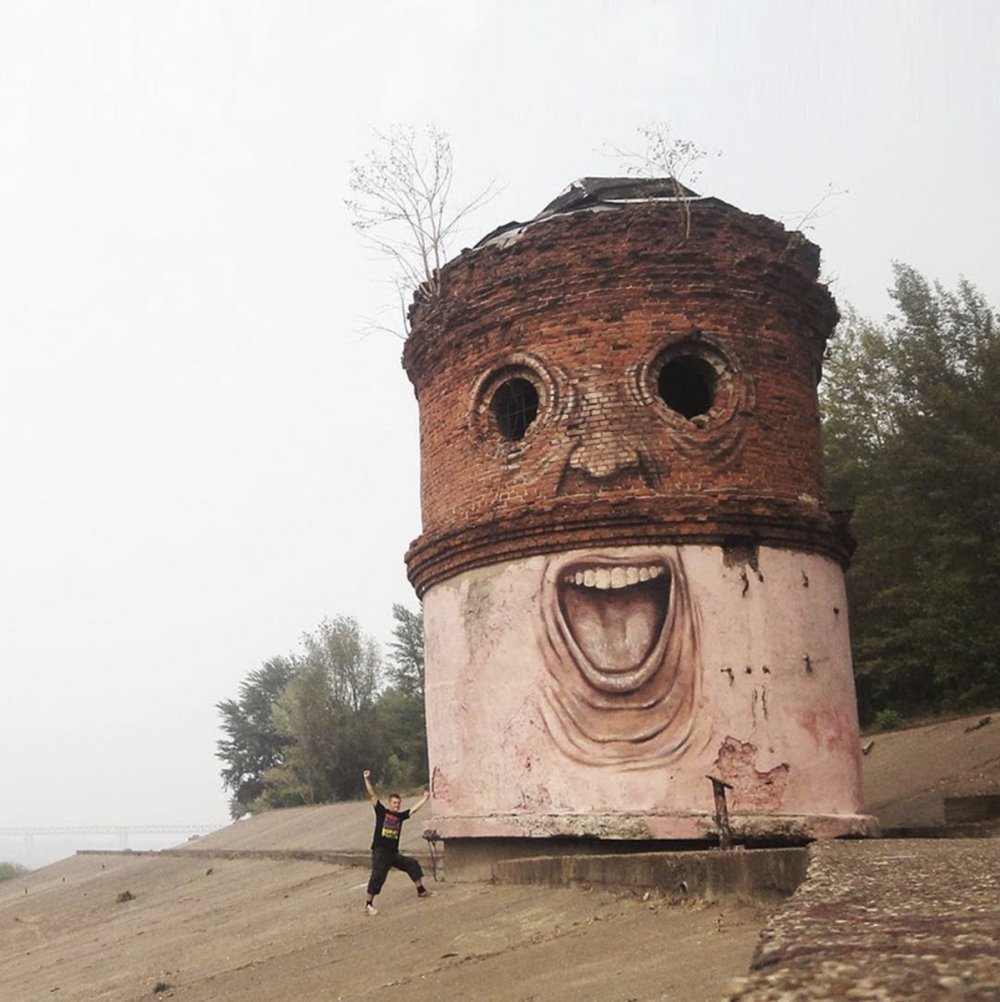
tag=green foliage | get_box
[387,603,425,700]
[873,708,903,732]
[377,686,428,787]
[822,265,1000,721]
[216,656,296,818]
[217,607,428,812]
[263,616,383,807]
[380,604,428,786]
[0,861,28,882]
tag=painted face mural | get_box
[404,182,871,841]
[466,339,755,514]
[468,341,751,769]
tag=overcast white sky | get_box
[2,0,997,862]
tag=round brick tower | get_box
[403,178,876,875]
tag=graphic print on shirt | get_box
[381,811,402,841]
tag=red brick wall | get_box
[403,198,846,596]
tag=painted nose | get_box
[564,383,650,482]
[567,427,644,479]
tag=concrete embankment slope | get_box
[862,713,1000,828]
[175,799,401,854]
[3,714,998,1000]
[491,839,1000,1000]
[0,840,765,1001]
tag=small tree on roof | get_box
[346,125,500,337]
[605,122,721,243]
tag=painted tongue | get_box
[560,576,670,672]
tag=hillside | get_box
[0,848,764,1001]
[861,711,999,827]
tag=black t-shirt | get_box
[371,800,411,850]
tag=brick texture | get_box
[402,196,847,596]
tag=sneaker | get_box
[417,889,434,899]
[364,902,379,917]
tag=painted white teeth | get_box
[564,564,665,589]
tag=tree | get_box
[0,862,29,882]
[606,122,721,242]
[263,616,383,806]
[216,610,432,812]
[610,121,719,188]
[305,615,382,715]
[216,656,296,818]
[378,604,428,786]
[386,603,425,701]
[346,124,499,336]
[821,265,1000,720]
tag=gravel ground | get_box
[728,839,1000,1001]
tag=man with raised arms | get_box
[362,769,431,916]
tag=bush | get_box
[874,708,903,732]
[0,862,28,882]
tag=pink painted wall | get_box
[424,544,873,840]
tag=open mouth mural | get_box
[558,560,672,693]
[539,548,701,767]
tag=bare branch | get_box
[347,125,501,336]
[603,122,721,246]
[786,182,850,233]
[605,121,721,188]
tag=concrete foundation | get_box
[492,847,810,905]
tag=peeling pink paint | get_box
[713,736,790,812]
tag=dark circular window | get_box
[657,355,717,419]
[491,377,540,441]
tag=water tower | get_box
[402,178,876,876]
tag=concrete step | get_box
[491,847,809,905]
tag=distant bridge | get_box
[0,824,227,852]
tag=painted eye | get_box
[642,337,741,427]
[474,354,558,448]
[657,355,718,419]
[491,376,540,441]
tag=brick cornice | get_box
[406,497,854,596]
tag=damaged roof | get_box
[475,176,730,250]
[538,176,702,215]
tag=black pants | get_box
[367,846,423,896]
